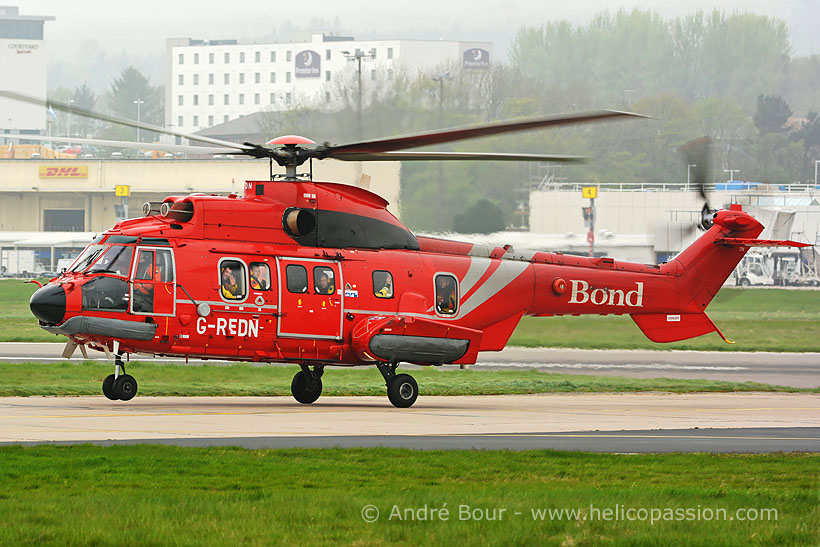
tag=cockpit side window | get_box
[156,249,174,282]
[135,251,155,280]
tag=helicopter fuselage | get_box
[30,178,771,367]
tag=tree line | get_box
[49,9,820,232]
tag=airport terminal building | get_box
[0,157,401,274]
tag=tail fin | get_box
[631,205,809,343]
[659,204,765,310]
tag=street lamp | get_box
[687,163,697,188]
[723,168,740,182]
[431,71,454,231]
[342,49,375,140]
[67,99,75,138]
[133,99,144,142]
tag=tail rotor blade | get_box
[681,136,716,230]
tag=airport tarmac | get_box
[1,393,818,452]
[2,343,818,388]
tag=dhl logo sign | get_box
[39,166,88,179]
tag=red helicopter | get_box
[6,91,809,408]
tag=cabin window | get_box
[435,274,458,315]
[373,270,393,298]
[313,267,336,295]
[220,260,246,300]
[87,245,133,276]
[249,262,271,291]
[286,264,308,293]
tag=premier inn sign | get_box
[463,48,490,69]
[295,50,321,78]
[39,166,88,179]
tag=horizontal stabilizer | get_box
[716,238,811,248]
[631,312,731,343]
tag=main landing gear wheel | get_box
[291,365,323,404]
[377,363,419,408]
[102,354,138,401]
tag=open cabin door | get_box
[130,247,176,316]
[276,258,343,339]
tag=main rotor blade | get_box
[331,151,589,163]
[0,90,253,150]
[1,133,243,156]
[317,110,650,157]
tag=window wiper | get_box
[89,268,123,275]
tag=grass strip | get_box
[0,445,817,545]
[0,361,814,397]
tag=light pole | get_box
[814,160,819,187]
[723,168,740,182]
[687,163,697,188]
[342,49,375,140]
[133,99,144,142]
[431,71,453,231]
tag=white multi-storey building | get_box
[0,5,54,135]
[165,33,492,134]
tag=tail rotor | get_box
[680,136,717,231]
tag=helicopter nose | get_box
[30,284,66,325]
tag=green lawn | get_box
[0,446,816,545]
[4,279,820,350]
[0,361,814,397]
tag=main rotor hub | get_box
[266,135,316,146]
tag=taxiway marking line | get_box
[1,405,818,420]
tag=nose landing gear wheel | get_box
[102,354,138,401]
[102,374,117,400]
[387,373,418,408]
[291,365,323,404]
[114,374,138,401]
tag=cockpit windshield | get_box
[87,245,133,276]
[68,244,107,272]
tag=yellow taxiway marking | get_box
[1,406,818,421]
[0,406,820,420]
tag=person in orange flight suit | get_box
[134,255,161,312]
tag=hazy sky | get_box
[19,0,820,63]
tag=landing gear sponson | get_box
[102,353,138,401]
[289,362,419,408]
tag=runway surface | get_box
[2,343,817,388]
[1,393,818,452]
